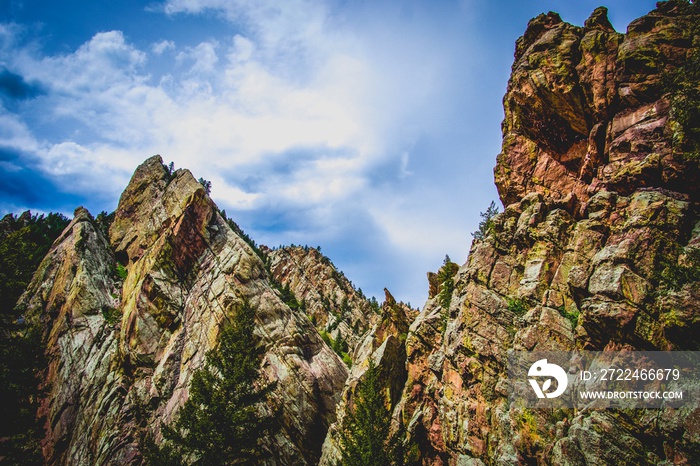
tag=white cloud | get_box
[36,142,132,196]
[208,177,260,209]
[161,0,330,56]
[176,40,219,74]
[399,151,412,178]
[228,35,254,63]
[0,113,40,154]
[0,22,24,53]
[152,39,175,55]
[8,1,457,215]
[38,31,147,92]
[368,195,465,262]
[41,141,92,176]
[270,156,367,206]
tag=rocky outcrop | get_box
[18,156,349,465]
[266,245,380,356]
[17,207,124,465]
[319,288,413,465]
[399,3,700,465]
[495,3,699,211]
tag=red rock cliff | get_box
[398,3,700,465]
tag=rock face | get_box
[17,207,124,465]
[266,245,380,356]
[319,289,413,465]
[17,156,349,465]
[399,3,700,465]
[496,4,699,211]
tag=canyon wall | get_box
[395,3,700,464]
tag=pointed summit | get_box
[109,155,210,264]
[584,6,615,32]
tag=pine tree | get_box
[337,360,403,466]
[145,301,277,465]
[436,255,459,310]
[471,201,499,240]
[197,177,212,195]
[0,212,69,316]
[0,325,46,466]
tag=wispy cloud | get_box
[152,39,176,55]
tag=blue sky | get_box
[0,0,658,307]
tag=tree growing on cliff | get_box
[337,360,404,466]
[471,201,499,240]
[197,177,212,195]
[143,301,277,466]
[436,255,459,311]
[0,212,69,315]
[0,324,46,466]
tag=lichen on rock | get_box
[400,3,700,464]
[19,155,350,466]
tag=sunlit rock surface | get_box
[19,156,349,466]
[399,4,700,464]
[266,245,380,357]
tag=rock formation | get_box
[17,156,349,465]
[319,288,414,465]
[398,3,700,464]
[266,245,380,356]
